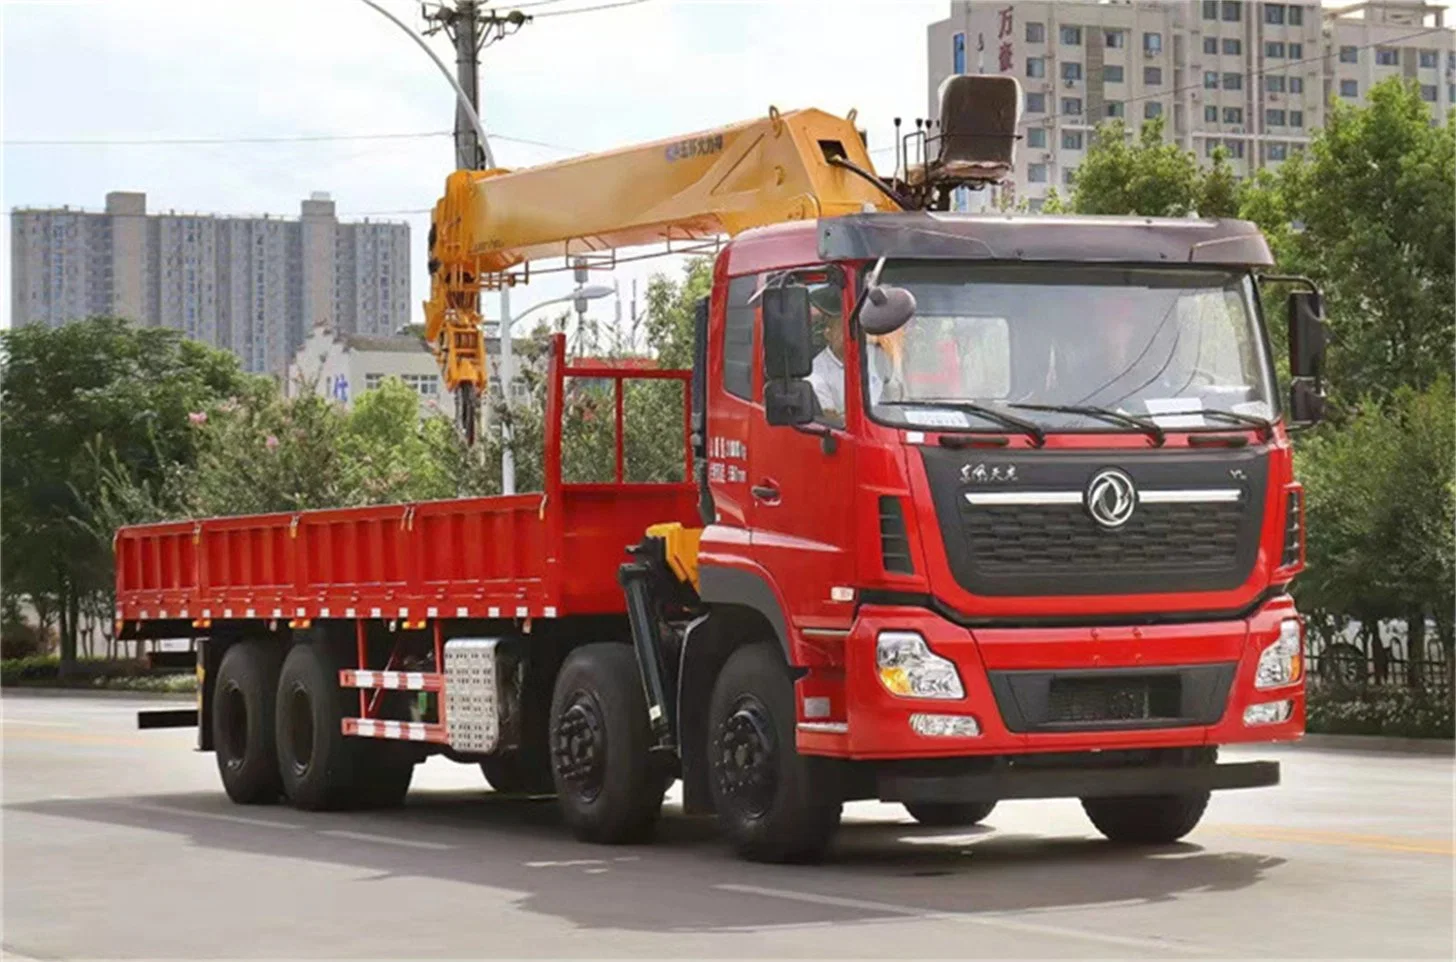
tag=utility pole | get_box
[420,1,529,474]
[421,1,529,171]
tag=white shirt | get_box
[807,347,883,418]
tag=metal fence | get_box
[1305,618,1452,695]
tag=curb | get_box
[1,686,195,702]
[1290,733,1455,756]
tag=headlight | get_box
[1255,619,1304,689]
[910,713,981,737]
[1243,700,1293,726]
[876,631,964,699]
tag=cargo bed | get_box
[115,335,698,633]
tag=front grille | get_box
[1047,675,1182,725]
[918,447,1268,597]
[963,500,1244,571]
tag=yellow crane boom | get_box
[422,106,897,434]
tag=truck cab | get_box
[681,211,1320,856]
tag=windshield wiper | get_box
[1007,402,1166,446]
[1199,408,1273,434]
[881,399,1046,447]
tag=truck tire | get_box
[549,643,665,844]
[275,641,381,811]
[1082,792,1210,844]
[904,801,997,827]
[358,750,416,809]
[212,640,283,804]
[707,642,842,863]
[480,753,555,796]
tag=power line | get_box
[862,24,1451,162]
[3,131,451,146]
[531,0,650,18]
[3,130,582,152]
[1080,25,1449,117]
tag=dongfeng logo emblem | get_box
[1086,468,1137,529]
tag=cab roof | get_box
[725,212,1274,275]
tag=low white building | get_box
[286,326,540,419]
[287,327,443,414]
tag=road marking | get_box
[715,883,1214,955]
[1207,824,1455,856]
[130,802,301,830]
[525,858,608,868]
[319,829,451,851]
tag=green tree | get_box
[1239,78,1455,406]
[1,318,250,672]
[643,258,712,368]
[1065,117,1240,218]
[1296,377,1455,685]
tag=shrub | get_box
[1306,683,1454,738]
[1,619,53,660]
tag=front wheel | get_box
[1082,793,1210,844]
[707,642,842,863]
[904,800,997,827]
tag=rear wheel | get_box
[1082,793,1210,844]
[708,642,842,863]
[549,643,665,844]
[275,642,414,810]
[481,751,555,796]
[904,801,997,827]
[213,641,283,805]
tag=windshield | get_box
[864,263,1277,432]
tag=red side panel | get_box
[116,335,700,627]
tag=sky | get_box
[0,0,944,335]
[3,0,1452,338]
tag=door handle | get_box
[751,481,781,504]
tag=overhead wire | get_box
[530,0,650,18]
[1061,24,1449,116]
[3,131,583,152]
[3,131,451,146]
[855,25,1450,168]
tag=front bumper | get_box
[878,755,1280,804]
[795,595,1305,759]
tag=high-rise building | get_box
[926,0,1454,209]
[8,191,410,374]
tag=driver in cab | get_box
[806,285,886,424]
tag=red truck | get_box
[125,79,1325,862]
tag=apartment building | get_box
[927,0,1454,208]
[9,191,410,374]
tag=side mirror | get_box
[765,379,816,426]
[858,285,917,336]
[762,286,813,379]
[1289,378,1326,425]
[1288,290,1326,380]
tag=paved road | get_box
[3,691,1452,959]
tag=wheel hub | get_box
[552,693,605,801]
[715,697,777,818]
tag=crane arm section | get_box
[423,107,895,414]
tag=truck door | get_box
[747,269,857,630]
